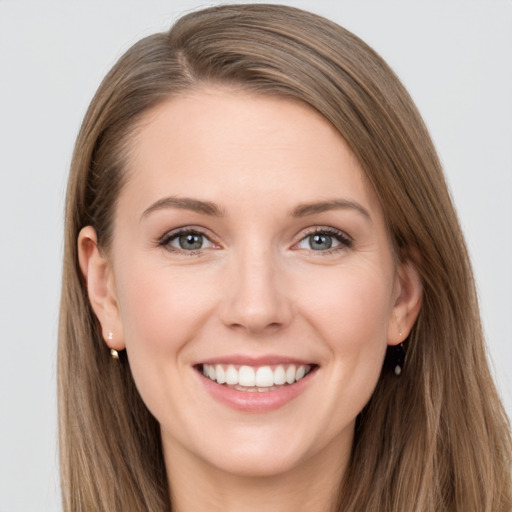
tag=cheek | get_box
[112,259,220,420]
[297,265,395,429]
[298,262,394,361]
[114,259,218,355]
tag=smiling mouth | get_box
[198,363,317,392]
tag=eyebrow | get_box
[290,199,371,220]
[141,196,225,219]
[141,196,371,221]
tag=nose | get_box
[220,246,293,335]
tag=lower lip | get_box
[198,369,317,413]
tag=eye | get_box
[295,228,352,252]
[160,229,215,252]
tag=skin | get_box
[79,89,422,511]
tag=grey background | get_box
[1,1,511,510]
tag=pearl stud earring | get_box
[394,331,405,376]
[107,331,119,359]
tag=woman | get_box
[59,4,512,511]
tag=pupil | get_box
[311,234,332,250]
[180,233,202,250]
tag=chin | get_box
[199,442,313,478]
[177,416,351,479]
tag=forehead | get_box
[121,88,382,220]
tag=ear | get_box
[77,226,125,351]
[387,259,423,346]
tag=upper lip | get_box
[195,354,317,367]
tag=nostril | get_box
[227,320,284,335]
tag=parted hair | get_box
[59,4,512,511]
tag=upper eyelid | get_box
[297,226,352,241]
[159,226,215,241]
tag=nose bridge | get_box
[221,239,292,333]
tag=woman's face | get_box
[83,89,420,479]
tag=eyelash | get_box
[157,226,353,255]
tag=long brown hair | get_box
[59,4,512,510]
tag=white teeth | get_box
[201,363,313,389]
[255,366,274,387]
[215,364,226,384]
[295,365,306,381]
[239,366,256,387]
[285,365,296,384]
[274,365,286,385]
[225,365,238,385]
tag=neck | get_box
[163,432,351,512]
